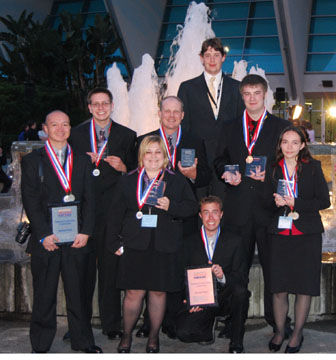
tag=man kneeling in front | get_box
[176,196,249,353]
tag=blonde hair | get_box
[138,135,169,168]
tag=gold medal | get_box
[288,211,299,220]
[246,155,253,163]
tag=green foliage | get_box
[0,9,129,139]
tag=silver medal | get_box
[136,211,143,219]
[93,168,100,176]
[63,194,75,202]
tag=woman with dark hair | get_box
[105,135,198,353]
[264,126,330,353]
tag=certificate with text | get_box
[185,266,218,308]
[51,205,78,243]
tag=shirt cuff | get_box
[217,273,226,284]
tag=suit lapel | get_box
[198,74,217,120]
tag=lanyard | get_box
[159,125,181,170]
[242,109,267,156]
[200,225,220,262]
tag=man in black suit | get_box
[177,37,245,196]
[214,74,291,335]
[135,95,211,339]
[69,88,137,340]
[176,196,249,353]
[21,110,102,353]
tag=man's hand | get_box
[221,171,242,186]
[72,233,89,248]
[114,247,124,256]
[86,152,98,164]
[42,234,59,251]
[212,264,224,280]
[104,156,127,172]
[177,158,198,180]
[248,167,265,182]
[156,196,170,211]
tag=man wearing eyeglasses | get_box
[69,87,137,341]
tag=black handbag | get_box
[15,207,31,245]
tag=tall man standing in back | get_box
[177,37,245,196]
[69,88,137,340]
[214,74,291,336]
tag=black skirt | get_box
[117,230,184,292]
[269,233,322,296]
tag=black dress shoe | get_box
[117,335,132,353]
[285,336,304,353]
[268,336,284,352]
[83,345,103,353]
[229,342,245,353]
[136,325,150,338]
[162,326,177,339]
[146,338,160,353]
[107,330,123,340]
[62,330,71,342]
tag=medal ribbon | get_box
[281,160,298,198]
[200,225,220,262]
[159,125,181,169]
[242,108,267,156]
[45,140,73,194]
[136,167,163,210]
[90,118,112,167]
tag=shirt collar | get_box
[204,70,222,85]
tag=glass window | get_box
[212,20,246,37]
[308,35,336,52]
[306,54,336,71]
[155,58,170,77]
[83,14,96,27]
[55,2,83,15]
[222,55,244,74]
[157,41,174,59]
[312,0,336,15]
[221,38,244,55]
[242,55,284,72]
[211,4,249,20]
[164,6,189,22]
[310,17,336,34]
[87,0,106,12]
[168,0,203,4]
[251,1,275,18]
[244,37,280,54]
[160,23,183,41]
[247,19,277,36]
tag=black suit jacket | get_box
[185,229,248,289]
[214,112,290,226]
[69,119,137,196]
[137,129,211,189]
[177,73,245,163]
[264,159,330,234]
[21,146,95,257]
[105,170,198,254]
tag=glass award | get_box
[181,148,195,167]
[50,204,78,243]
[144,180,166,206]
[224,164,239,183]
[245,156,267,177]
[277,179,295,197]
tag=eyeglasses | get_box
[90,102,111,109]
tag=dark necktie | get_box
[99,130,106,142]
[167,136,174,169]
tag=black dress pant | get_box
[86,195,121,332]
[233,219,290,329]
[30,247,95,352]
[176,283,249,344]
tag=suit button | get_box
[250,186,254,189]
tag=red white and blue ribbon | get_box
[159,125,182,170]
[242,108,267,156]
[90,118,112,167]
[201,225,220,262]
[45,140,73,194]
[136,167,163,210]
[281,160,298,198]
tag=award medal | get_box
[45,140,75,203]
[136,167,163,218]
[200,225,220,262]
[281,160,299,220]
[90,119,112,176]
[243,109,267,163]
[160,125,181,170]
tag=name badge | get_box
[278,216,292,229]
[141,214,158,228]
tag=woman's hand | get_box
[273,193,286,207]
[156,196,170,211]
